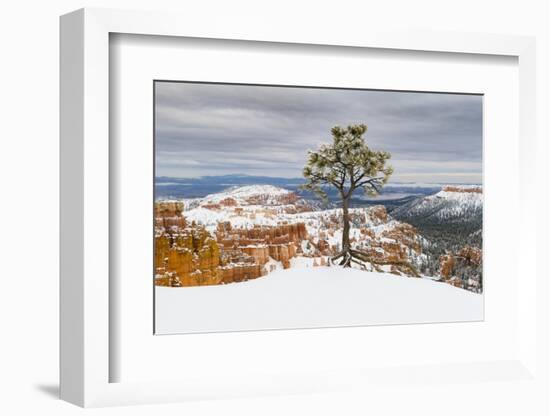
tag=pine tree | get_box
[302,124,393,267]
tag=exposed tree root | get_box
[329,248,421,277]
[331,251,345,262]
[330,248,363,268]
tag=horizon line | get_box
[154,174,482,185]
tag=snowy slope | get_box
[391,187,482,223]
[156,266,483,334]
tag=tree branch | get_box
[356,176,385,188]
[308,172,342,190]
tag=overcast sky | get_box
[155,82,482,184]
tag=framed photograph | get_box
[153,81,484,335]
[60,8,538,407]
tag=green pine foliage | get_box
[302,124,393,201]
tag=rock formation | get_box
[438,245,482,292]
[155,225,222,287]
[154,201,186,229]
[215,221,306,270]
[155,201,309,286]
[155,184,482,292]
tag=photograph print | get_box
[154,81,483,334]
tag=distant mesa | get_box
[201,184,300,206]
[441,185,482,194]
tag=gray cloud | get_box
[155,82,482,183]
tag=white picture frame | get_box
[60,7,538,407]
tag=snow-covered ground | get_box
[391,187,482,222]
[155,266,483,334]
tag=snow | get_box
[174,184,391,237]
[174,188,427,270]
[263,257,284,274]
[201,184,293,205]
[435,190,483,203]
[182,205,283,232]
[182,198,389,236]
[289,256,327,268]
[393,187,483,222]
[155,266,483,334]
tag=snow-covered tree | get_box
[302,124,393,267]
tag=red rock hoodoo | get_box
[154,202,309,286]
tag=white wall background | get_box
[0,1,548,415]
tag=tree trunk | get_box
[332,195,369,268]
[340,197,351,267]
